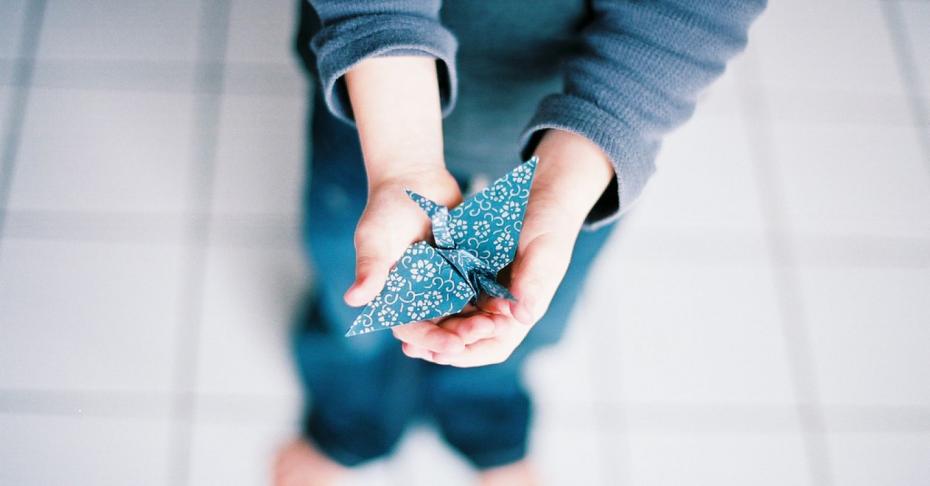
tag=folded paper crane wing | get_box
[346,157,538,337]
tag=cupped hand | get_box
[343,165,464,309]
[393,129,616,367]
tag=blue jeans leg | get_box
[420,221,617,470]
[292,94,424,466]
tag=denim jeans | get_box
[292,93,617,470]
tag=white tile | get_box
[0,238,183,392]
[524,300,599,407]
[189,418,296,486]
[343,461,394,486]
[530,407,611,486]
[589,255,797,405]
[762,88,915,126]
[770,121,930,239]
[226,0,301,65]
[625,403,800,435]
[800,267,930,407]
[750,0,906,96]
[0,86,14,138]
[223,62,307,97]
[0,0,26,59]
[9,88,195,214]
[626,431,811,486]
[601,224,771,264]
[827,432,930,486]
[28,60,196,93]
[898,0,930,98]
[36,0,202,62]
[389,424,474,485]
[211,94,306,216]
[692,57,745,118]
[195,244,306,397]
[632,112,766,232]
[0,414,171,486]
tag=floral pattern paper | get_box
[346,157,538,337]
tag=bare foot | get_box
[273,438,348,486]
[478,459,540,486]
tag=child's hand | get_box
[392,130,616,366]
[343,165,463,312]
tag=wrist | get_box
[344,56,448,190]
[366,156,446,186]
[531,129,615,221]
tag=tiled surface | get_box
[632,112,766,232]
[8,88,196,214]
[211,94,307,216]
[0,86,14,141]
[751,0,906,96]
[0,238,184,393]
[770,121,930,239]
[2,1,929,486]
[189,418,296,486]
[523,302,600,407]
[36,0,204,63]
[195,245,305,397]
[530,412,610,486]
[0,414,173,486]
[827,432,930,486]
[626,431,812,486]
[388,425,475,486]
[226,0,302,65]
[594,257,796,405]
[0,1,27,60]
[801,267,930,407]
[896,1,930,97]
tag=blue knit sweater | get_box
[305,0,766,228]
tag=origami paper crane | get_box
[346,156,539,337]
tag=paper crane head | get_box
[346,156,538,337]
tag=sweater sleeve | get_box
[519,0,766,230]
[306,0,458,124]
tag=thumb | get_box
[344,225,396,307]
[507,231,576,325]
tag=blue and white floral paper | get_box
[346,157,538,337]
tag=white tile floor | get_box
[1,1,928,485]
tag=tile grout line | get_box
[165,1,232,486]
[0,0,47,259]
[4,207,929,266]
[736,56,834,485]
[0,59,305,91]
[6,386,930,433]
[881,0,930,184]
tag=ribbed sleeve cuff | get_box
[519,94,659,230]
[311,14,458,124]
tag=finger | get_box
[344,224,396,307]
[508,231,575,325]
[433,314,525,367]
[438,313,496,345]
[433,333,507,368]
[391,321,465,354]
[401,341,434,361]
[476,295,513,317]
